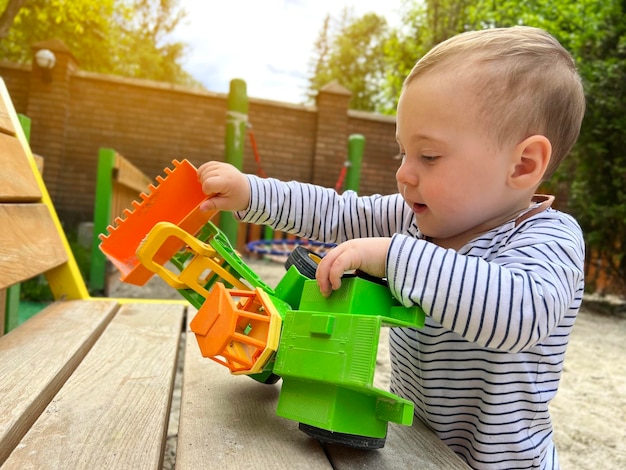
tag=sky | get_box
[171,0,403,104]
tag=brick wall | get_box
[0,62,30,112]
[349,110,399,196]
[0,40,399,227]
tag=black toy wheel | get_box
[260,373,281,385]
[351,269,388,287]
[299,423,386,449]
[284,246,322,279]
[250,369,282,385]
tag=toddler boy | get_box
[198,26,585,469]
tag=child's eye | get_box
[421,155,439,163]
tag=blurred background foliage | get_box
[0,0,201,86]
[1,0,624,293]
[308,0,626,293]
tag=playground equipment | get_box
[221,78,248,245]
[100,159,426,449]
[246,238,336,263]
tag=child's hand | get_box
[197,161,250,212]
[316,238,391,297]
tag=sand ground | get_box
[109,257,626,469]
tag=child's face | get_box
[396,70,526,249]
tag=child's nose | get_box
[396,159,418,187]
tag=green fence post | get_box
[344,134,365,192]
[219,79,248,245]
[89,148,117,294]
[18,114,31,142]
[4,286,20,333]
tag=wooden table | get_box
[1,306,470,469]
[176,315,470,469]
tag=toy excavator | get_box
[100,159,425,449]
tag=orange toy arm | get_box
[99,159,217,285]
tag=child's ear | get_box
[508,135,551,190]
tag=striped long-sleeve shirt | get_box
[238,175,585,470]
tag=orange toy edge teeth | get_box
[98,159,217,285]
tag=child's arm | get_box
[386,214,585,352]
[234,173,412,243]
[197,163,412,241]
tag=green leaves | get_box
[307,0,626,293]
[307,9,390,112]
[0,0,199,87]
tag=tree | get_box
[0,0,200,87]
[307,8,389,112]
[307,0,626,293]
[307,14,332,102]
[307,0,474,114]
[381,0,473,114]
[565,2,626,293]
[465,0,626,293]
[0,0,26,39]
[110,0,196,85]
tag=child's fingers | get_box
[197,162,225,195]
[197,162,249,211]
[316,248,339,296]
[199,195,229,212]
[316,246,355,296]
[315,260,331,297]
[328,256,347,290]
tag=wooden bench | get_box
[0,78,470,469]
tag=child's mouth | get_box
[413,203,427,214]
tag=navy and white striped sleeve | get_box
[386,213,585,353]
[236,175,412,242]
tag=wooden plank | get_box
[0,300,119,465]
[98,149,160,223]
[114,152,152,193]
[176,311,332,470]
[33,154,44,174]
[2,302,185,469]
[0,204,68,290]
[0,88,16,136]
[112,181,143,220]
[325,419,471,469]
[0,133,41,202]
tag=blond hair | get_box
[404,26,585,179]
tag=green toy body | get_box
[274,276,423,444]
[167,221,426,447]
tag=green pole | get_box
[90,148,116,294]
[220,79,248,245]
[345,134,365,192]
